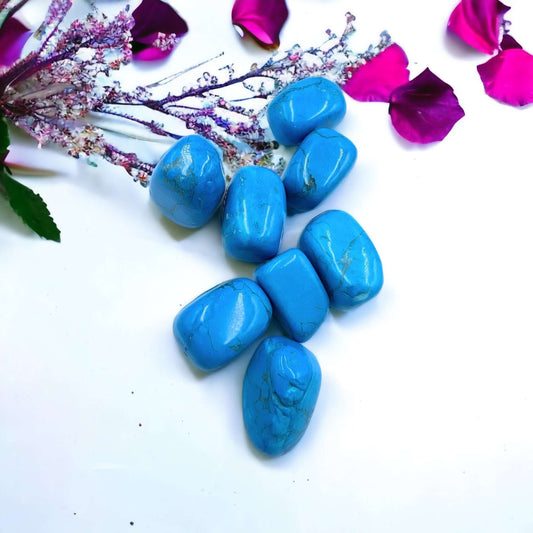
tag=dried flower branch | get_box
[0,1,392,240]
[0,2,389,186]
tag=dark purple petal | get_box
[447,0,509,54]
[131,0,188,61]
[500,33,522,50]
[389,68,465,144]
[0,16,32,67]
[342,43,410,103]
[231,0,289,50]
[477,48,533,106]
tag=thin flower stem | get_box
[145,52,225,89]
[154,70,273,106]
[6,0,30,19]
[95,106,182,139]
[0,48,73,96]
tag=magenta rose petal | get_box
[389,68,465,144]
[131,0,188,61]
[0,17,32,67]
[447,0,510,54]
[477,48,533,107]
[342,43,410,103]
[500,33,522,51]
[231,0,289,50]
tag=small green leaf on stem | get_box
[0,168,61,242]
[0,115,10,159]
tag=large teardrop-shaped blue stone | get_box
[243,336,321,456]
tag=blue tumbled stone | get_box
[255,248,329,342]
[299,210,383,310]
[150,135,225,228]
[173,278,272,371]
[222,166,286,263]
[243,336,321,456]
[283,128,357,214]
[267,77,347,146]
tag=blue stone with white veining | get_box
[283,128,357,214]
[150,135,225,228]
[222,166,286,263]
[255,248,329,342]
[267,77,347,146]
[243,336,321,457]
[299,210,383,310]
[173,278,272,371]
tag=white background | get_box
[1,0,533,531]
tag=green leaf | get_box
[0,116,10,160]
[0,169,61,242]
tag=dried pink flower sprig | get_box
[0,0,154,182]
[0,3,388,184]
[0,1,392,241]
[98,14,391,175]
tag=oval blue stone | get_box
[222,166,286,263]
[243,336,321,456]
[150,135,225,228]
[299,210,383,310]
[173,278,272,371]
[283,128,357,214]
[267,77,347,146]
[255,248,329,342]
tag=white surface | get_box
[1,0,533,532]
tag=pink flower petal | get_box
[0,16,32,67]
[389,68,465,144]
[231,0,289,50]
[447,0,510,54]
[477,48,533,106]
[131,0,188,61]
[342,43,410,103]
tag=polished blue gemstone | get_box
[243,336,321,456]
[267,77,347,146]
[283,128,357,214]
[150,135,225,228]
[173,278,272,371]
[222,166,286,263]
[255,249,329,342]
[299,210,383,310]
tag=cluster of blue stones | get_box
[150,77,383,457]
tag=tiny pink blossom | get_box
[232,0,289,50]
[477,46,533,107]
[389,68,465,144]
[342,43,409,103]
[447,0,509,54]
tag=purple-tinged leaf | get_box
[342,43,409,103]
[0,16,32,67]
[232,0,289,50]
[500,33,522,51]
[131,0,188,61]
[447,0,509,54]
[389,68,465,144]
[477,48,533,107]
